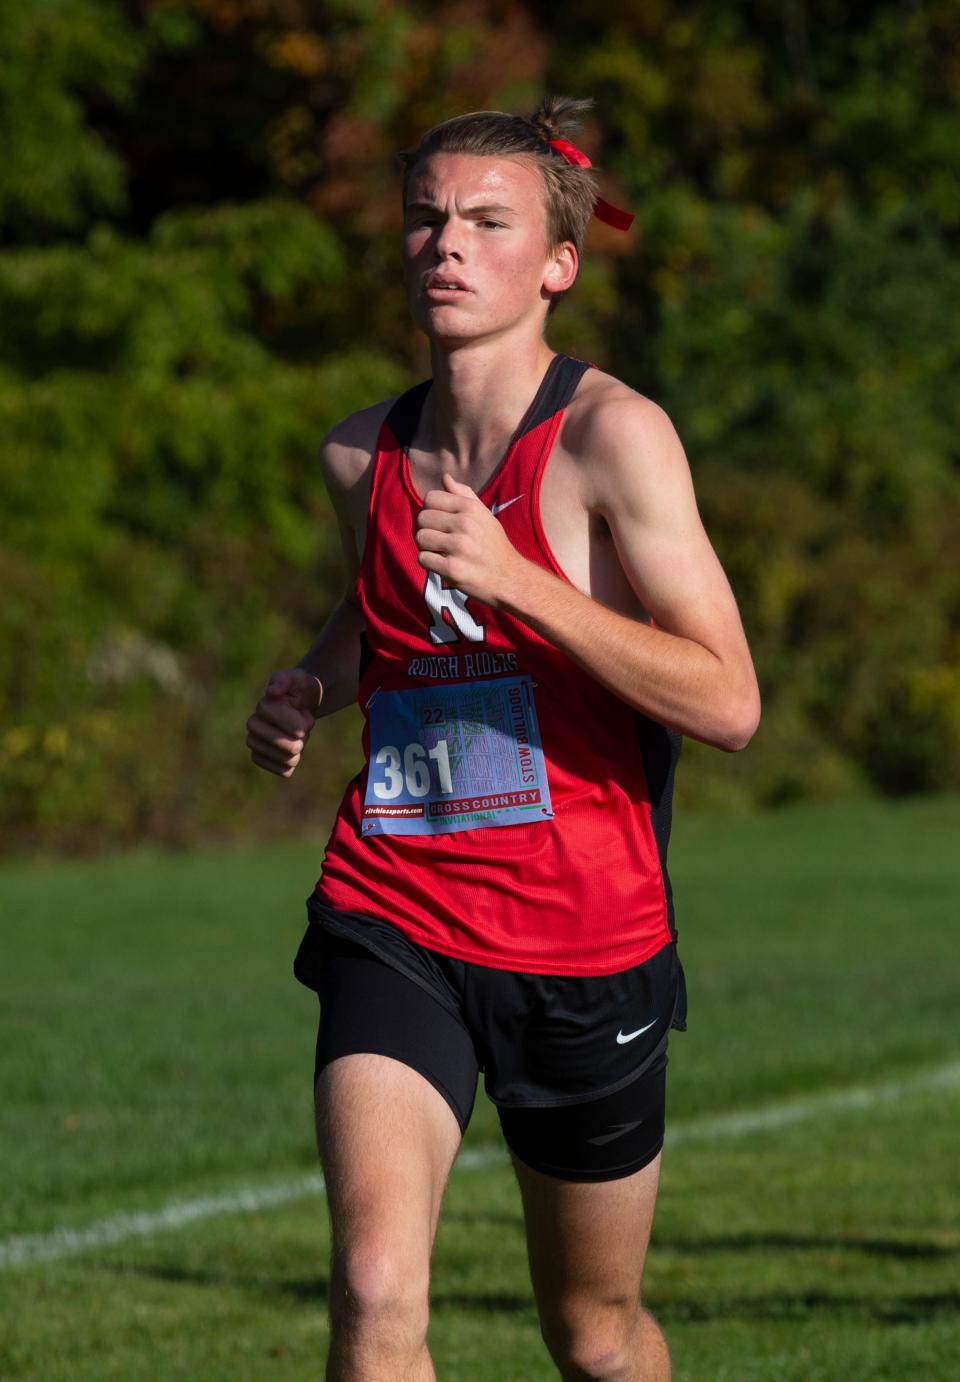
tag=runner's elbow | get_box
[716,685,761,752]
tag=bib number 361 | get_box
[362,675,552,836]
[373,740,453,799]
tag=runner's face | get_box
[403,153,565,342]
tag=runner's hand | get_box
[416,472,524,608]
[246,668,322,778]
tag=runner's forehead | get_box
[406,197,519,216]
[406,152,544,209]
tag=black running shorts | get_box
[294,900,687,1183]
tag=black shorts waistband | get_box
[296,899,686,1110]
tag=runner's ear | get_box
[544,242,578,294]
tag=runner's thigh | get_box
[513,1149,663,1322]
[314,939,478,1263]
[318,1053,463,1268]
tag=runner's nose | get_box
[433,217,465,261]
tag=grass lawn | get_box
[1,795,958,1379]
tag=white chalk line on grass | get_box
[669,1058,960,1142]
[3,1060,958,1271]
[0,1150,494,1272]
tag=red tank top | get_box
[314,353,680,976]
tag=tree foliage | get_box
[1,0,958,852]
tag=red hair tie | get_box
[548,136,635,231]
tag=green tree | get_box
[2,0,958,853]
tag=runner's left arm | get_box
[414,399,760,752]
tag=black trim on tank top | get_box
[383,379,431,450]
[633,714,683,944]
[523,354,592,436]
[381,354,592,453]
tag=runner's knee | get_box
[330,1239,430,1340]
[539,1295,639,1379]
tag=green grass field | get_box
[2,796,958,1380]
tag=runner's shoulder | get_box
[561,366,688,501]
[563,366,676,460]
[319,395,400,496]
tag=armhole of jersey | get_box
[528,356,595,587]
[357,381,431,604]
[531,428,659,626]
[530,410,576,585]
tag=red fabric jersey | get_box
[314,354,680,976]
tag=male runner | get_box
[247,97,760,1381]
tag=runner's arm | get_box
[246,422,373,775]
[533,395,760,749]
[293,467,366,716]
[416,400,760,751]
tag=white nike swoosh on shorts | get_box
[616,1019,658,1045]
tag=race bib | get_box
[362,675,553,836]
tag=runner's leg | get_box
[312,936,477,1381]
[317,1053,462,1381]
[512,1150,669,1382]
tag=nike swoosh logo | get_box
[588,1120,644,1147]
[491,494,524,516]
[616,1019,657,1045]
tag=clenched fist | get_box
[246,668,322,778]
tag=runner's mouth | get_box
[424,276,472,295]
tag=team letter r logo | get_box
[423,572,486,644]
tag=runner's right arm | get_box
[246,405,385,778]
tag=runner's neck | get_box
[420,338,558,472]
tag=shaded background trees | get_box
[2,0,958,853]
